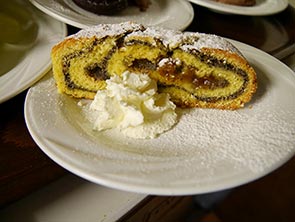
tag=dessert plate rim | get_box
[188,0,288,16]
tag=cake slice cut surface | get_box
[51,22,257,110]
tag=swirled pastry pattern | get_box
[51,22,257,110]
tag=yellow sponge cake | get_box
[51,22,257,110]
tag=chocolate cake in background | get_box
[72,0,151,15]
[215,0,256,6]
[129,0,151,11]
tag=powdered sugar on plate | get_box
[70,22,145,39]
[25,39,295,195]
[67,22,242,56]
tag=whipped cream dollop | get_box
[87,71,178,139]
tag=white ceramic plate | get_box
[0,0,67,104]
[28,0,194,30]
[189,0,288,16]
[25,41,295,195]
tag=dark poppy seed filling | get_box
[130,59,157,71]
[62,53,80,90]
[60,33,150,92]
[61,39,249,102]
[61,36,121,91]
[123,40,165,71]
[85,63,109,80]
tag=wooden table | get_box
[1,3,295,221]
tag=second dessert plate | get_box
[29,0,194,30]
[0,0,67,103]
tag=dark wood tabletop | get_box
[1,3,295,221]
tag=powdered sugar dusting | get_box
[70,22,145,39]
[28,23,295,194]
[51,23,295,177]
[66,22,242,55]
[28,73,295,186]
[181,32,243,56]
[72,94,295,177]
[95,107,293,175]
[170,108,295,173]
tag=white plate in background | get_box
[289,0,295,8]
[189,0,288,16]
[25,40,295,195]
[0,0,67,104]
[29,0,194,30]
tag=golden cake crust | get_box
[51,22,257,110]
